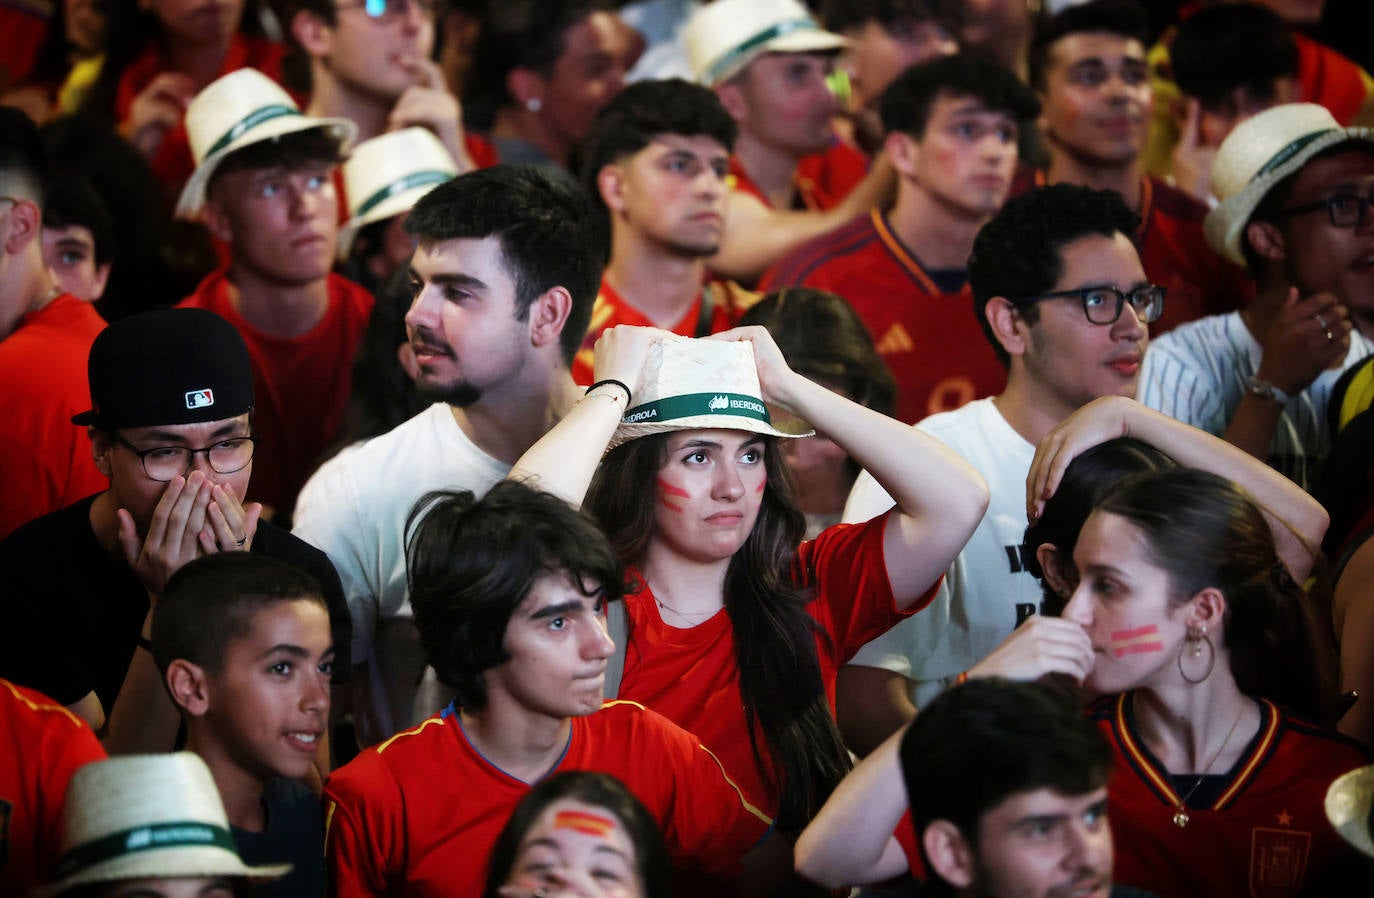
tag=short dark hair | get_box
[42,171,115,267]
[821,0,962,35]
[151,553,328,675]
[405,480,628,709]
[900,678,1111,872]
[482,772,671,898]
[1171,5,1297,108]
[404,165,607,365]
[968,183,1140,366]
[580,78,738,230]
[879,53,1040,139]
[206,128,347,200]
[1028,0,1151,91]
[0,107,49,208]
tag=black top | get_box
[0,494,350,711]
[232,776,324,898]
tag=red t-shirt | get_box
[1095,692,1370,898]
[728,140,869,212]
[761,208,1006,424]
[572,275,757,385]
[616,512,934,815]
[0,679,107,897]
[177,270,373,514]
[0,294,107,540]
[1011,170,1252,335]
[0,0,48,88]
[116,34,290,197]
[1295,33,1370,127]
[322,700,771,898]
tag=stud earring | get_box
[525,97,542,113]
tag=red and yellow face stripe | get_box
[553,810,617,836]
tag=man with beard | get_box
[1013,0,1249,334]
[572,78,756,384]
[293,165,603,747]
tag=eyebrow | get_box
[522,836,630,861]
[1078,561,1126,578]
[411,270,489,293]
[529,599,593,621]
[54,236,92,250]
[1014,813,1068,831]
[138,421,247,443]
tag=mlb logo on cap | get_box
[186,389,215,410]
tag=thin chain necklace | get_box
[648,575,720,628]
[1170,699,1249,828]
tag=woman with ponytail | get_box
[510,324,988,841]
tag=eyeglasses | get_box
[335,0,441,21]
[111,433,257,482]
[1275,192,1374,229]
[1016,284,1166,325]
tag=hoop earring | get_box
[1177,626,1215,685]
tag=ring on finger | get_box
[1325,328,1336,342]
[1314,313,1329,330]
[234,535,247,547]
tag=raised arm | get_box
[711,326,989,607]
[795,721,910,887]
[1027,396,1328,580]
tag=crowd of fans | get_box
[4,1,1374,897]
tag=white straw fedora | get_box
[175,68,357,220]
[685,0,849,87]
[40,753,290,895]
[1203,103,1374,266]
[610,335,813,449]
[338,127,457,259]
[1326,764,1374,859]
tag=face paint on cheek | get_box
[1108,624,1164,658]
[755,477,766,494]
[657,477,688,513]
[553,810,617,836]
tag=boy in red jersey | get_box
[1018,0,1250,333]
[763,53,1038,423]
[323,480,774,898]
[574,78,756,384]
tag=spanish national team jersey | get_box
[727,140,869,211]
[1010,170,1252,335]
[761,209,1006,423]
[572,276,757,385]
[616,512,934,815]
[323,700,770,898]
[1093,693,1370,898]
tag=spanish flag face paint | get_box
[509,798,642,898]
[553,809,617,836]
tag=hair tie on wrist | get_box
[586,379,632,405]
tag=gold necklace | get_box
[1171,700,1249,828]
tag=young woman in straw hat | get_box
[511,324,989,836]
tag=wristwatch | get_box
[1245,375,1291,405]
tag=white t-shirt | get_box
[842,398,1042,708]
[293,403,509,743]
[1138,311,1374,490]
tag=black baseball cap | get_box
[72,308,254,430]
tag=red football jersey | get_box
[616,513,934,815]
[0,679,107,897]
[572,275,756,385]
[323,700,771,898]
[1011,171,1252,335]
[1095,693,1370,898]
[178,270,374,514]
[761,208,1007,424]
[728,140,869,212]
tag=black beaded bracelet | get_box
[585,379,632,405]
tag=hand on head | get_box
[1026,396,1134,521]
[706,324,800,411]
[590,325,672,402]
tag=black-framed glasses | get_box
[1016,284,1166,325]
[1275,192,1374,229]
[111,433,257,482]
[335,0,441,20]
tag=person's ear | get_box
[597,162,628,214]
[1037,543,1076,599]
[1244,220,1286,263]
[200,198,234,244]
[714,79,749,125]
[884,131,920,179]
[985,296,1028,359]
[90,427,114,478]
[1184,586,1227,634]
[2,198,42,255]
[506,67,545,112]
[90,262,112,300]
[291,9,334,57]
[165,659,212,718]
[528,286,573,351]
[923,820,975,889]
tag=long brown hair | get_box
[586,432,851,836]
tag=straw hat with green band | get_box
[1203,103,1374,267]
[338,128,458,259]
[39,753,290,896]
[608,335,813,449]
[175,68,356,220]
[685,0,848,87]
